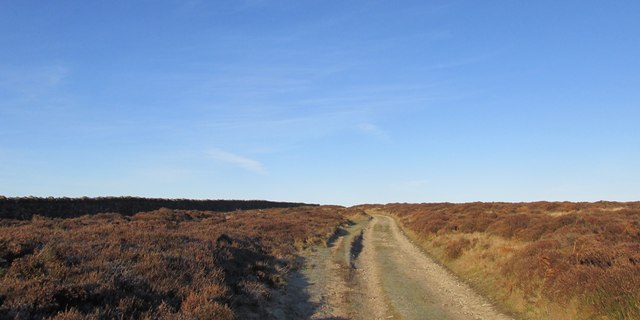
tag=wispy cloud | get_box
[0,64,69,91]
[424,52,500,72]
[0,64,71,114]
[357,123,390,142]
[208,149,267,175]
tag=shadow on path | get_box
[214,234,347,319]
[269,255,349,320]
[349,230,364,269]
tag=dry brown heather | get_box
[382,202,640,320]
[0,206,357,320]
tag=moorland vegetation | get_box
[379,202,640,319]
[0,205,359,319]
[0,197,311,220]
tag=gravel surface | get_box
[271,213,512,320]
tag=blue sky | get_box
[1,1,639,205]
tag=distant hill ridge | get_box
[0,196,315,220]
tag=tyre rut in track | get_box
[272,213,512,320]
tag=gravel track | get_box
[272,213,512,320]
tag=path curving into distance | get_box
[271,212,512,320]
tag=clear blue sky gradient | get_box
[1,1,639,205]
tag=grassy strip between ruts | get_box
[0,206,362,319]
[374,202,640,320]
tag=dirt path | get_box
[363,214,512,320]
[272,213,512,320]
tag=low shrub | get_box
[383,202,640,319]
[0,206,354,319]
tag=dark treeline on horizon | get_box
[0,196,315,220]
